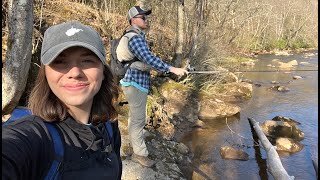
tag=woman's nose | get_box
[67,65,83,78]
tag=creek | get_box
[180,50,318,179]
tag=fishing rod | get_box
[188,69,318,74]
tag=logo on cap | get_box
[65,27,83,36]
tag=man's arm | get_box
[128,36,188,76]
[128,36,170,72]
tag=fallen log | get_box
[248,117,294,180]
[312,158,318,178]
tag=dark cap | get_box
[41,21,106,65]
[127,6,152,22]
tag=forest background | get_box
[2,0,318,115]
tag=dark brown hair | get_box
[28,64,119,124]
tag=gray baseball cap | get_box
[127,6,152,22]
[41,20,106,65]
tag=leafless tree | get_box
[173,0,185,67]
[2,0,33,114]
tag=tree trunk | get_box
[173,0,185,67]
[248,118,294,180]
[2,0,33,115]
[186,0,202,59]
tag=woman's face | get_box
[45,46,104,111]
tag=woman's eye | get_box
[83,59,95,63]
[52,59,66,64]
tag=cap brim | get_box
[140,9,152,16]
[41,41,106,65]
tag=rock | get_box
[293,75,302,79]
[186,113,197,123]
[275,60,298,69]
[303,52,315,57]
[272,116,301,125]
[157,122,175,140]
[241,61,255,66]
[198,101,240,120]
[276,137,304,153]
[299,62,310,65]
[159,80,191,117]
[240,78,252,84]
[287,60,298,66]
[176,142,189,155]
[222,82,253,99]
[151,139,162,149]
[122,159,157,180]
[193,119,205,128]
[154,161,184,179]
[261,120,304,141]
[120,135,133,157]
[269,85,289,92]
[274,50,292,56]
[222,72,238,83]
[277,86,290,92]
[271,81,279,84]
[220,146,249,161]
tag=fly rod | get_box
[188,69,318,74]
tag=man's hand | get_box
[169,67,189,76]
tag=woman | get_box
[2,21,122,179]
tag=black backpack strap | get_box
[44,122,64,180]
[102,121,113,153]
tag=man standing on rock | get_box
[119,6,188,167]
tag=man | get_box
[120,6,188,167]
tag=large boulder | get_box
[198,99,240,120]
[220,72,239,84]
[220,146,249,161]
[276,137,304,153]
[272,116,301,126]
[261,120,304,141]
[158,79,190,105]
[199,82,253,104]
[222,82,253,99]
[275,60,298,69]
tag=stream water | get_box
[180,50,318,180]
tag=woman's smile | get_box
[63,82,90,91]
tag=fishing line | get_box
[188,69,318,74]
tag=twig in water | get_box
[225,117,260,147]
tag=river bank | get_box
[119,49,318,179]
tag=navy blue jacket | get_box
[2,115,122,180]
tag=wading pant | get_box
[122,86,149,157]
